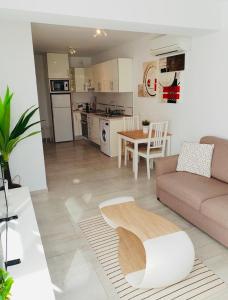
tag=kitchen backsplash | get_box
[72,92,133,115]
[95,92,133,115]
[71,92,93,110]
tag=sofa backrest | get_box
[200,136,228,183]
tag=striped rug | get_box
[79,215,226,300]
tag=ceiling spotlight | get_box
[93,29,107,38]
[68,47,78,56]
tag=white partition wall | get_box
[0,21,47,191]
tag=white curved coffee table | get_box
[99,197,195,289]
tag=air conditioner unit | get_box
[150,36,191,57]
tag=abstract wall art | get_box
[159,54,185,73]
[158,71,181,104]
[158,54,184,103]
[138,61,158,97]
[138,54,185,103]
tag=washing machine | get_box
[100,119,110,156]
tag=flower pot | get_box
[2,161,21,189]
[143,125,149,134]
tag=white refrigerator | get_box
[51,93,73,142]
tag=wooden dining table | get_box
[117,130,172,180]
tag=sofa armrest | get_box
[155,155,179,177]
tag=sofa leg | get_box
[157,197,160,201]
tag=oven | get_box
[81,113,88,138]
[50,80,70,93]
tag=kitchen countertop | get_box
[73,110,131,120]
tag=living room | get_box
[0,1,228,300]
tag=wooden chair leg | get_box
[147,158,151,180]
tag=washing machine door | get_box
[101,122,109,144]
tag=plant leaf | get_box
[0,87,41,161]
[7,131,41,153]
[5,137,20,155]
[0,268,13,300]
[9,106,38,140]
[9,106,34,139]
[11,120,41,140]
[21,106,39,128]
[18,131,41,143]
[0,87,13,141]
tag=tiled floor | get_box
[32,140,228,300]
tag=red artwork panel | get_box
[163,86,180,93]
[163,93,180,100]
[162,85,181,101]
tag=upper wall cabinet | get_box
[117,58,133,93]
[73,67,94,92]
[47,53,70,79]
[93,58,133,93]
[74,68,85,92]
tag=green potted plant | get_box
[0,86,41,189]
[0,268,14,300]
[142,120,150,134]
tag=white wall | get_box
[0,21,47,191]
[0,0,220,35]
[92,31,228,154]
[34,54,53,139]
[183,31,228,141]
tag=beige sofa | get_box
[155,136,228,247]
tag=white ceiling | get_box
[32,23,159,56]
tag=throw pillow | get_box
[176,142,214,178]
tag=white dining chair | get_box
[123,116,140,167]
[123,115,140,131]
[136,121,168,179]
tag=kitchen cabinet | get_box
[92,63,103,92]
[47,53,70,79]
[93,61,113,92]
[117,58,133,92]
[102,59,118,92]
[92,58,132,93]
[69,68,75,92]
[74,68,85,92]
[88,115,100,145]
[74,67,94,92]
[84,67,94,90]
[47,55,132,92]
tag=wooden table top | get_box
[101,201,179,242]
[101,201,180,275]
[118,129,172,140]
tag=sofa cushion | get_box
[176,142,214,178]
[200,136,228,183]
[157,172,228,210]
[201,195,228,229]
